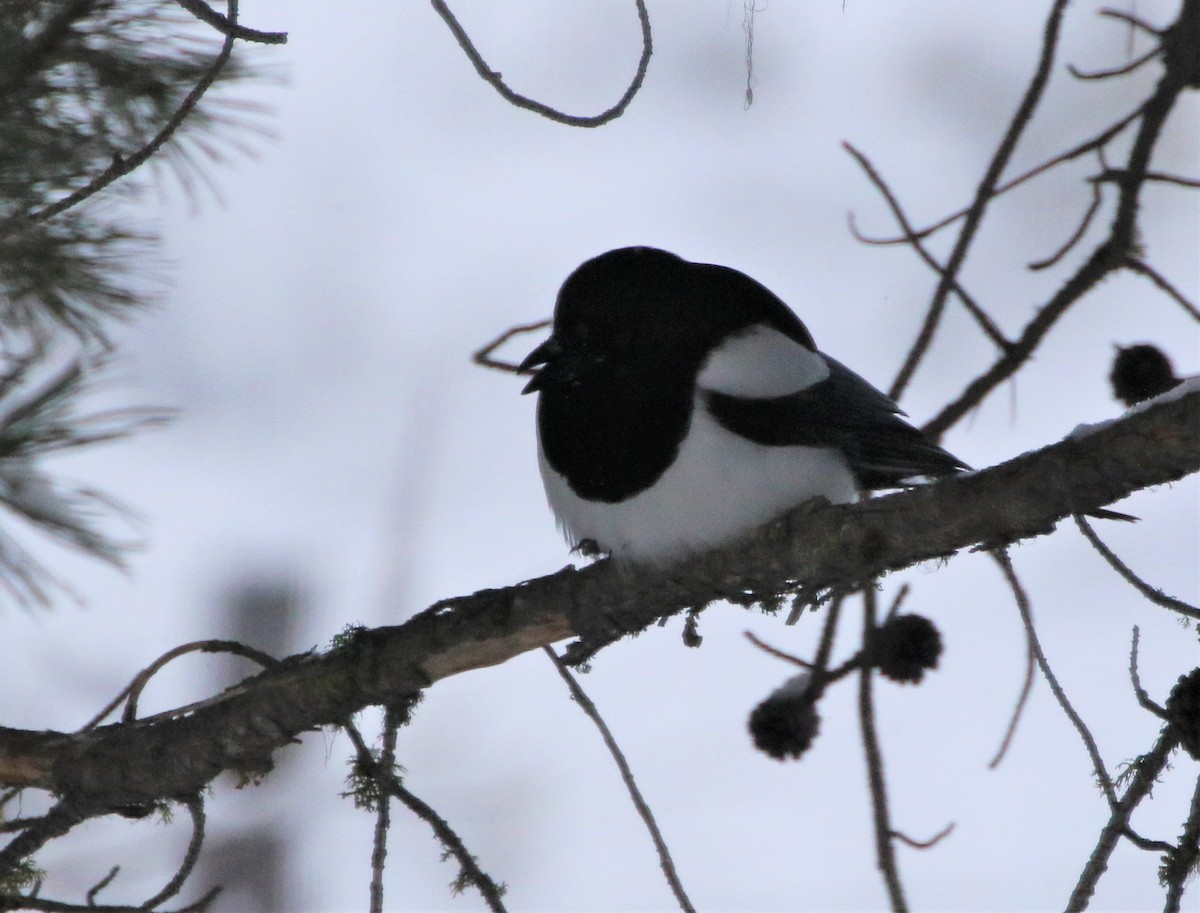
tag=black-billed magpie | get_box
[521,246,968,564]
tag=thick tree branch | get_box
[0,386,1196,814]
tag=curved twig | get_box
[429,0,652,127]
[137,795,208,911]
[892,822,955,850]
[174,0,286,44]
[80,640,278,730]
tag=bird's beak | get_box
[520,336,560,394]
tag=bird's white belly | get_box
[537,396,858,565]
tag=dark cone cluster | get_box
[1110,344,1180,407]
[748,673,821,761]
[1164,667,1200,761]
[867,614,943,684]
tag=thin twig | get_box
[429,0,652,128]
[1127,627,1167,718]
[1120,826,1173,853]
[1068,46,1161,80]
[891,822,955,850]
[991,550,1118,809]
[861,103,1145,247]
[858,587,908,912]
[743,631,813,668]
[1028,179,1104,271]
[1098,7,1162,37]
[988,633,1036,769]
[472,319,551,374]
[881,585,910,625]
[1123,258,1200,322]
[1140,171,1200,188]
[543,646,695,913]
[1073,515,1200,621]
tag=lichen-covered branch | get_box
[0,385,1195,820]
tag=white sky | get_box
[5,2,1199,910]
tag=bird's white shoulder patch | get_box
[696,324,829,398]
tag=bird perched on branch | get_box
[521,246,968,565]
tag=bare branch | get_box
[1073,515,1200,620]
[1067,729,1177,911]
[174,0,287,44]
[857,104,1144,247]
[388,781,507,911]
[887,0,1071,402]
[988,633,1036,769]
[138,796,208,911]
[544,647,695,913]
[843,143,1011,353]
[924,0,1200,436]
[1123,259,1200,322]
[991,549,1117,809]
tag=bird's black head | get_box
[520,246,815,394]
[1110,343,1179,407]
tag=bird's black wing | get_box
[703,356,968,489]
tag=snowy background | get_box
[5,2,1198,910]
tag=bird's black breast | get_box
[537,352,696,503]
